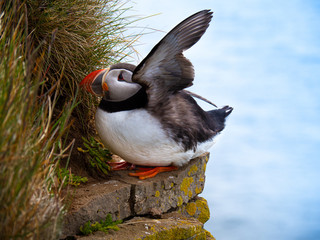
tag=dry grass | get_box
[26,0,139,109]
[0,2,70,239]
[0,0,141,239]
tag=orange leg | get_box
[129,166,178,180]
[108,161,135,171]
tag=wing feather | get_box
[132,10,213,107]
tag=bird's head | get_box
[80,63,141,101]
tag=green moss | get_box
[56,167,88,187]
[79,136,112,176]
[79,214,122,235]
[180,177,194,196]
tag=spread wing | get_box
[132,10,213,108]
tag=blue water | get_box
[128,1,320,239]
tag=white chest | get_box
[95,108,214,166]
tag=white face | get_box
[102,69,141,101]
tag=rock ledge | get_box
[62,152,214,239]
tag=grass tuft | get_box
[1,0,141,239]
[0,2,75,239]
[80,214,122,235]
[26,0,139,110]
[78,136,112,177]
[56,167,88,187]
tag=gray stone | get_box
[62,152,210,237]
[62,180,132,236]
[76,213,214,240]
[111,152,209,215]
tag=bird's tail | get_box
[207,105,233,132]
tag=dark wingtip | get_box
[167,9,214,51]
[200,9,213,15]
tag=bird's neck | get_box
[98,88,148,113]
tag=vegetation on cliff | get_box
[0,0,138,239]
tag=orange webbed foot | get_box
[129,166,178,180]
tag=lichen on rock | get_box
[61,153,214,239]
[180,177,194,197]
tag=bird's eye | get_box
[118,73,124,81]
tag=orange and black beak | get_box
[80,68,109,96]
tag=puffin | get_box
[80,10,232,179]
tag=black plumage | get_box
[84,10,232,157]
[129,10,232,151]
